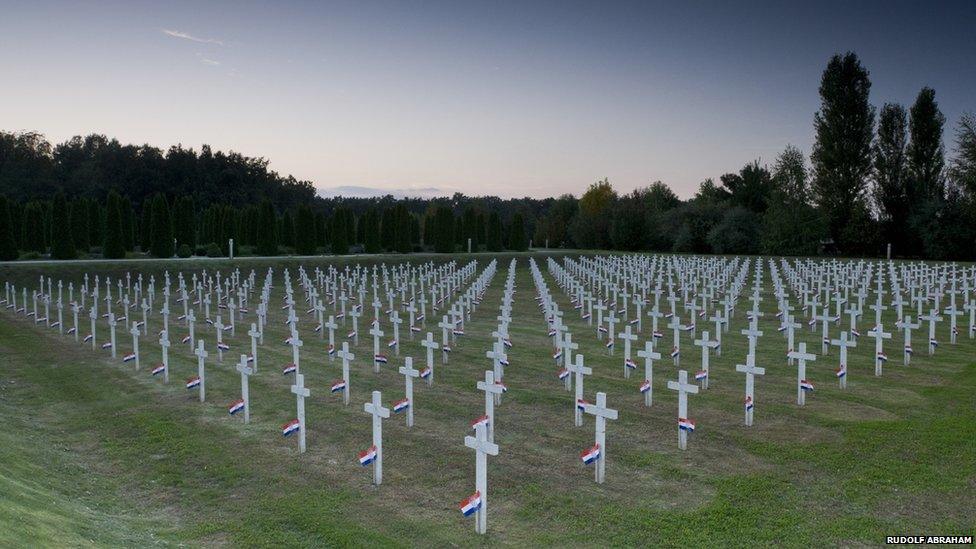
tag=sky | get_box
[1,1,974,199]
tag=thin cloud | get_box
[196,54,221,66]
[162,29,224,46]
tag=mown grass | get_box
[0,253,973,547]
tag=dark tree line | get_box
[1,52,974,262]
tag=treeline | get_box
[0,188,529,260]
[1,52,974,261]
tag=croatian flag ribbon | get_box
[101,342,113,349]
[905,345,913,354]
[420,367,431,379]
[217,342,230,351]
[392,398,410,413]
[678,417,696,432]
[552,349,563,361]
[186,376,201,389]
[877,351,888,362]
[639,380,651,394]
[800,379,815,392]
[576,398,589,411]
[745,396,754,411]
[580,444,601,465]
[122,353,137,363]
[330,379,347,393]
[282,363,297,375]
[151,364,165,376]
[328,344,336,355]
[558,368,570,381]
[181,335,192,344]
[625,358,637,370]
[374,354,388,364]
[459,491,482,517]
[836,365,846,378]
[670,346,680,358]
[695,370,707,381]
[495,381,508,393]
[281,419,301,437]
[470,415,489,430]
[228,399,245,415]
[347,330,357,338]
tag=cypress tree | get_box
[174,196,196,250]
[433,206,455,253]
[220,206,238,254]
[256,200,278,256]
[88,199,102,248]
[149,193,173,258]
[294,204,316,255]
[475,212,486,249]
[23,202,43,253]
[281,211,296,249]
[486,212,503,252]
[51,191,76,259]
[70,198,90,252]
[0,195,18,260]
[394,203,411,253]
[380,207,395,251]
[363,207,381,253]
[102,191,125,259]
[120,196,134,251]
[331,208,349,255]
[508,212,527,251]
[9,202,23,251]
[140,200,152,251]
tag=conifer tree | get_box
[0,195,18,260]
[256,199,278,256]
[51,191,76,259]
[331,208,349,255]
[70,198,90,252]
[294,203,317,255]
[363,207,381,253]
[486,211,503,252]
[102,191,126,259]
[508,212,527,251]
[149,193,173,258]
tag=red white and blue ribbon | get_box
[470,415,489,430]
[459,491,482,516]
[625,358,637,369]
[695,370,707,381]
[639,380,651,394]
[122,353,137,363]
[392,398,410,413]
[558,368,570,381]
[358,445,377,466]
[151,364,165,376]
[374,354,388,364]
[228,399,245,415]
[186,376,201,389]
[678,417,696,432]
[745,396,754,411]
[800,379,815,392]
[330,380,347,393]
[282,419,301,437]
[282,363,297,375]
[580,444,601,465]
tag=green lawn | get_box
[0,253,973,547]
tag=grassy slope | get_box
[0,254,973,547]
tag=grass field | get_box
[0,253,973,547]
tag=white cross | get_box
[830,331,857,388]
[476,370,506,443]
[421,332,439,387]
[336,342,354,405]
[398,357,420,428]
[129,322,141,370]
[581,391,618,484]
[692,330,719,390]
[667,369,699,450]
[787,342,817,405]
[193,340,208,402]
[618,325,638,378]
[567,353,592,427]
[867,323,892,376]
[637,339,660,407]
[158,329,170,383]
[735,354,765,426]
[363,390,390,485]
[236,354,254,424]
[464,421,499,535]
[290,373,311,453]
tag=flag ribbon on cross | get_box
[228,399,245,415]
[459,491,482,517]
[186,376,201,389]
[695,370,707,381]
[557,368,570,381]
[625,358,637,369]
[392,398,410,413]
[358,445,378,466]
[580,444,601,465]
[678,417,696,432]
[800,379,815,392]
[282,363,297,375]
[374,353,388,364]
[420,367,431,379]
[836,365,846,378]
[639,380,651,394]
[470,415,489,430]
[122,353,136,363]
[151,364,165,376]
[281,419,301,437]
[576,398,589,411]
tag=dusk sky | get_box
[1,1,974,199]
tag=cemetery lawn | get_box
[1,254,974,547]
